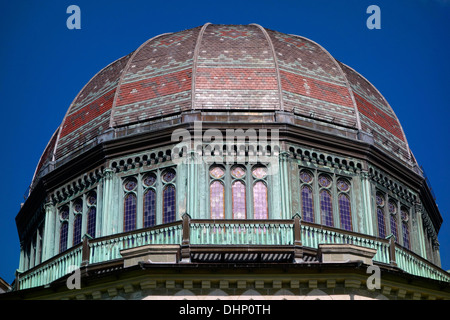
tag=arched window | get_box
[388,200,398,242]
[301,185,314,223]
[123,178,137,232]
[124,193,137,232]
[319,175,333,227]
[86,192,97,238]
[338,194,352,231]
[163,185,176,223]
[210,181,225,219]
[253,181,268,219]
[401,207,410,249]
[59,206,69,253]
[376,193,386,238]
[231,166,246,219]
[144,189,157,227]
[320,190,333,227]
[73,199,83,245]
[232,180,246,219]
[143,172,157,228]
[337,179,352,231]
[300,170,314,223]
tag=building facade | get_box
[4,24,449,300]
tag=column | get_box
[279,151,291,220]
[360,171,374,236]
[42,201,56,261]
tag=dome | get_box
[13,24,448,298]
[32,23,413,185]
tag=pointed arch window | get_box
[123,177,137,232]
[337,179,352,231]
[401,207,410,249]
[231,166,246,219]
[300,170,314,223]
[59,206,69,253]
[73,199,83,246]
[253,166,268,220]
[388,200,398,242]
[86,192,97,238]
[320,190,333,227]
[143,173,157,227]
[376,192,386,238]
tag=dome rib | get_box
[191,23,212,111]
[251,23,284,112]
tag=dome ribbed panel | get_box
[112,27,201,127]
[55,53,133,161]
[339,62,410,162]
[267,29,358,128]
[193,24,280,110]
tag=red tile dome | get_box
[32,24,414,184]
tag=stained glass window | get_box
[376,193,384,207]
[390,214,398,242]
[252,167,267,179]
[163,185,176,223]
[59,222,68,253]
[210,166,225,179]
[377,207,386,238]
[143,173,157,187]
[124,178,137,191]
[300,171,313,183]
[232,181,246,219]
[253,181,268,219]
[231,166,245,179]
[73,214,82,245]
[320,190,333,227]
[73,199,83,213]
[401,208,410,249]
[144,189,156,227]
[338,194,352,231]
[388,201,397,214]
[318,175,331,188]
[60,206,69,220]
[210,181,225,219]
[87,207,96,238]
[162,169,176,183]
[124,193,137,232]
[87,193,97,206]
[301,185,314,223]
[337,179,350,192]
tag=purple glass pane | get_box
[143,173,157,187]
[337,180,350,192]
[231,166,245,179]
[87,207,96,238]
[124,178,137,191]
[253,181,268,219]
[388,201,397,214]
[210,181,225,219]
[376,193,384,207]
[301,186,314,223]
[390,214,398,242]
[252,167,267,179]
[87,192,97,206]
[320,190,333,227]
[377,207,386,238]
[124,193,137,232]
[60,206,69,220]
[318,175,331,188]
[402,222,410,249]
[163,185,176,223]
[210,167,225,179]
[73,214,83,245]
[144,189,156,227]
[300,171,313,183]
[338,194,352,231]
[59,222,68,253]
[163,170,176,183]
[232,181,246,219]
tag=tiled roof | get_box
[33,24,413,183]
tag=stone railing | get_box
[16,214,449,290]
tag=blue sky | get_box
[0,0,449,284]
